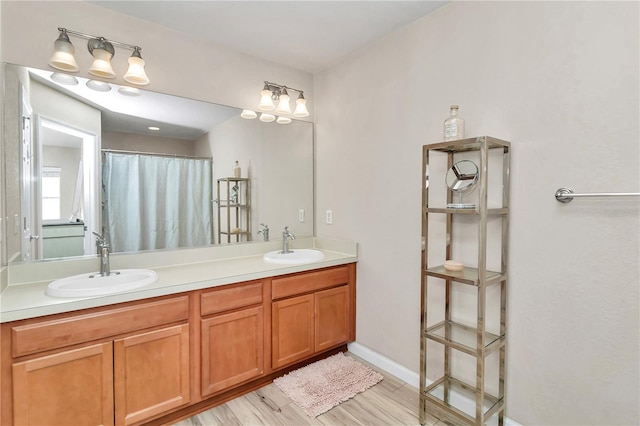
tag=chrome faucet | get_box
[281,226,295,254]
[92,232,116,277]
[258,223,270,241]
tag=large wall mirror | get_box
[2,63,314,265]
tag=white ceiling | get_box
[89,1,447,73]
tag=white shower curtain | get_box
[102,152,212,253]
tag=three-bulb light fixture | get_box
[48,27,150,90]
[241,81,309,124]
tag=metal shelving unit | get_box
[216,177,251,243]
[420,136,510,425]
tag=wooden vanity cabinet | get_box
[1,263,356,426]
[271,265,355,369]
[200,281,267,396]
[3,295,191,426]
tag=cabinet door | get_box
[12,342,114,426]
[272,294,314,369]
[315,285,350,352]
[201,306,264,396]
[114,324,190,426]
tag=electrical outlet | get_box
[298,209,305,223]
[326,209,333,225]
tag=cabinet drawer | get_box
[272,266,349,300]
[201,282,263,316]
[11,296,189,357]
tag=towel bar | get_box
[555,187,640,203]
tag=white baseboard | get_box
[347,342,522,426]
[348,341,421,388]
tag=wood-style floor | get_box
[173,353,443,426]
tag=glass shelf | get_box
[424,265,505,286]
[425,136,510,153]
[218,202,250,208]
[423,207,508,215]
[422,376,503,425]
[425,321,504,356]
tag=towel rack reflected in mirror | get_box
[555,187,640,203]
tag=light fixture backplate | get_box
[87,38,115,56]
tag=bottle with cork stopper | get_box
[233,161,241,178]
[444,105,465,141]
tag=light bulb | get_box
[276,88,291,114]
[89,50,115,78]
[258,83,275,110]
[124,49,149,85]
[293,95,309,117]
[49,30,79,72]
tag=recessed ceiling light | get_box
[51,72,79,85]
[86,79,111,92]
[118,86,141,96]
[148,126,160,131]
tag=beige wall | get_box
[0,1,313,118]
[102,131,198,157]
[315,1,639,424]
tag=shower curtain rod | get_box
[101,148,212,161]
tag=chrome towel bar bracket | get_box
[555,187,640,203]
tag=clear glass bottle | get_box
[444,105,465,141]
[233,160,241,178]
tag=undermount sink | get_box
[263,249,325,265]
[45,269,158,298]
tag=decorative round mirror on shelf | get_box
[445,160,479,208]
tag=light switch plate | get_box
[299,209,305,222]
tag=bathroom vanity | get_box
[0,240,357,426]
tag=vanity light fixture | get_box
[49,29,79,72]
[258,81,309,118]
[49,27,150,86]
[276,116,292,124]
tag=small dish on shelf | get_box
[444,260,464,272]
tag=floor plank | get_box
[173,352,442,426]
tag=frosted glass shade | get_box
[49,34,79,72]
[259,113,275,123]
[293,97,309,117]
[89,48,116,79]
[241,110,257,119]
[276,93,291,114]
[276,116,292,124]
[259,89,275,110]
[124,55,150,85]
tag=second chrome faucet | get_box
[281,226,295,254]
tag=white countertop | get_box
[0,237,357,323]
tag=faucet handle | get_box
[92,232,108,247]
